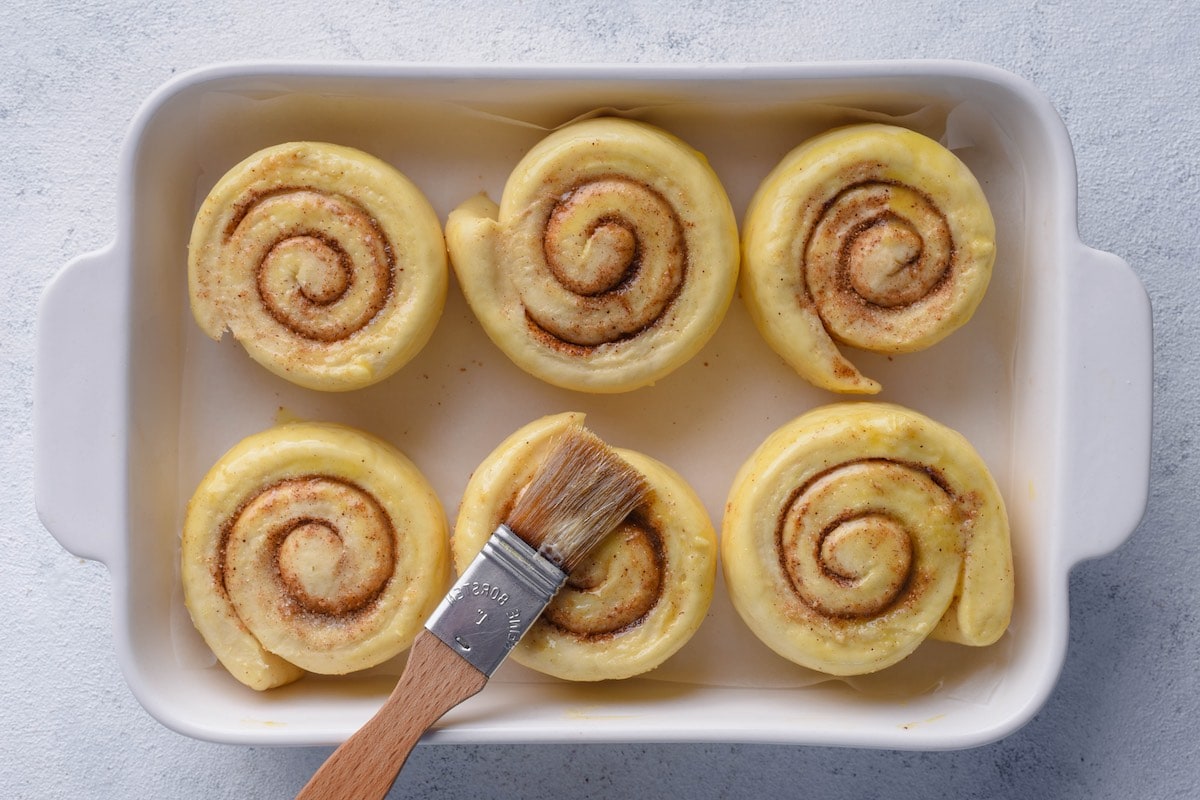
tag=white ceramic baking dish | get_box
[34,61,1151,750]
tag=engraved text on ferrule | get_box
[424,525,567,676]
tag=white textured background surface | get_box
[4,1,1197,798]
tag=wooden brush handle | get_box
[296,630,488,800]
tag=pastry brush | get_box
[296,426,649,800]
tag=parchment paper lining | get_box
[171,84,1026,708]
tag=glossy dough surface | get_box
[182,422,449,690]
[446,118,739,393]
[741,124,996,394]
[722,402,1013,676]
[188,142,447,391]
[453,412,716,680]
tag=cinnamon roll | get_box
[446,118,739,393]
[188,142,447,392]
[741,124,996,394]
[181,422,449,690]
[722,402,1013,676]
[453,412,716,681]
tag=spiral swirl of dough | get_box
[453,412,716,681]
[446,118,739,393]
[722,403,1013,676]
[741,124,996,394]
[188,142,447,391]
[181,422,449,690]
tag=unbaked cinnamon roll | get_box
[181,422,449,690]
[188,142,447,392]
[741,124,996,394]
[453,412,716,680]
[446,118,739,393]
[722,402,1013,676]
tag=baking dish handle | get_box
[34,244,128,566]
[1059,244,1152,565]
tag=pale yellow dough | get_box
[188,142,447,392]
[453,412,716,681]
[722,402,1013,676]
[741,124,997,394]
[446,118,739,393]
[181,422,449,690]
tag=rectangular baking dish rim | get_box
[33,59,1150,750]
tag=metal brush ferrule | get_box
[425,524,567,677]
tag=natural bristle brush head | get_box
[505,427,650,573]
